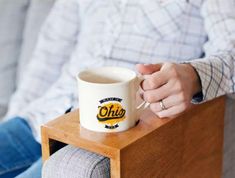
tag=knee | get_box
[42,145,110,178]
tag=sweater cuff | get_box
[186,58,224,104]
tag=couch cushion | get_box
[0,0,29,118]
[42,145,110,178]
[17,0,55,83]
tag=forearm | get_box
[5,0,80,118]
[18,65,78,142]
[6,57,69,118]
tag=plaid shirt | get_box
[6,0,235,142]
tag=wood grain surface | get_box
[42,96,225,178]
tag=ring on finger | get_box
[159,100,167,110]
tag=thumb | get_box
[136,63,162,75]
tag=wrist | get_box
[183,64,202,96]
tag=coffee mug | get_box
[77,66,148,133]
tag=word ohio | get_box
[96,97,126,129]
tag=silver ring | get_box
[159,100,167,110]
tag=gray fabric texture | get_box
[17,0,55,83]
[0,0,30,118]
[42,145,110,178]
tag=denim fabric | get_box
[15,158,42,178]
[0,117,41,178]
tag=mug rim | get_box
[77,66,137,86]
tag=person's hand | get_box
[136,63,202,118]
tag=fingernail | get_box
[157,113,163,118]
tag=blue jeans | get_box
[0,117,42,178]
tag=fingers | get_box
[136,63,167,91]
[137,62,196,118]
[136,64,162,75]
[158,105,182,118]
[149,94,183,113]
[157,103,190,118]
[138,88,144,100]
[143,82,172,103]
[141,71,167,90]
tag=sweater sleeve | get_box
[189,0,235,102]
[5,0,80,118]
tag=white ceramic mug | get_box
[77,66,148,133]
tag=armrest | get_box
[41,96,225,178]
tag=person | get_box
[0,0,235,177]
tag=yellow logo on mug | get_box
[97,97,126,129]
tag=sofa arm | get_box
[41,96,225,178]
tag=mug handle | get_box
[135,75,150,121]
